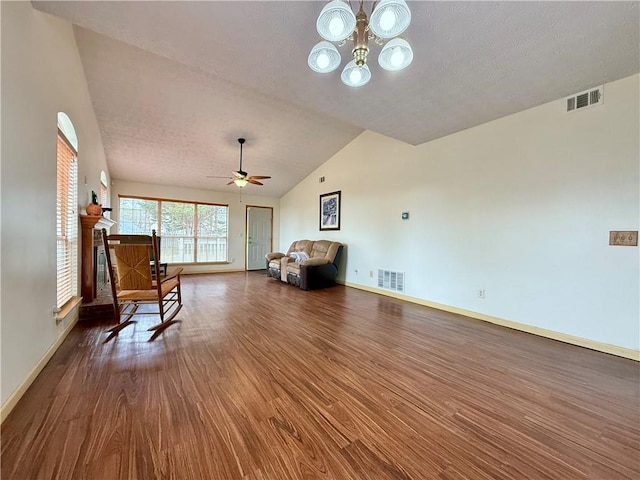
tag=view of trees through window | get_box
[119,196,228,263]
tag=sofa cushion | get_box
[269,256,294,270]
[310,240,342,263]
[287,240,314,256]
[268,259,281,270]
[286,262,300,275]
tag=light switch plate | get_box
[609,231,638,246]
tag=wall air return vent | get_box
[378,269,405,293]
[565,86,603,112]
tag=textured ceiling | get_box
[33,1,640,197]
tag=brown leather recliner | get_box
[266,240,343,290]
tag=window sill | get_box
[56,296,82,324]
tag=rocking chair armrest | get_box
[162,267,183,282]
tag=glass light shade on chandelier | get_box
[309,0,412,86]
[316,0,357,42]
[341,60,371,87]
[234,178,248,188]
[378,37,413,71]
[308,41,342,73]
[369,0,412,39]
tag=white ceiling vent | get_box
[565,86,603,112]
[378,269,405,293]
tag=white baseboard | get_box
[341,281,639,361]
[1,308,80,424]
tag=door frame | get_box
[245,205,273,271]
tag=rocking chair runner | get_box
[101,228,183,334]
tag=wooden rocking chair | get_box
[101,228,183,336]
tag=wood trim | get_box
[1,308,80,424]
[341,281,640,361]
[118,194,228,208]
[57,128,77,155]
[55,296,81,324]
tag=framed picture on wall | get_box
[319,191,341,231]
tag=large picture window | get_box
[118,196,228,263]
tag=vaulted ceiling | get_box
[33,1,640,197]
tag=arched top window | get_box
[57,112,78,151]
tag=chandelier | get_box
[308,0,413,87]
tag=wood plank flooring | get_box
[2,272,639,479]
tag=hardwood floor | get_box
[2,272,639,479]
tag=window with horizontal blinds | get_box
[56,130,78,308]
[100,183,107,206]
[100,170,108,206]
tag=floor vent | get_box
[565,86,603,112]
[378,270,405,293]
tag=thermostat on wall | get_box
[402,212,409,220]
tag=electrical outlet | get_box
[231,257,235,263]
[609,231,638,246]
[477,289,485,299]
[369,270,374,278]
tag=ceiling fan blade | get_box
[226,180,235,185]
[207,175,232,179]
[247,179,263,186]
[248,175,271,180]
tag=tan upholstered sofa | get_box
[265,240,343,290]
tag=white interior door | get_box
[246,206,272,270]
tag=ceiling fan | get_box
[207,138,271,188]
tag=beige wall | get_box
[281,74,640,352]
[1,4,110,406]
[111,180,279,273]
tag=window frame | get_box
[99,171,108,208]
[56,128,79,310]
[118,194,229,265]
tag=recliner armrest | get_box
[301,257,330,267]
[265,252,285,261]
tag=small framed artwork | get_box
[319,190,341,231]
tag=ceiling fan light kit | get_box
[308,0,413,87]
[209,138,271,189]
[233,178,249,188]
